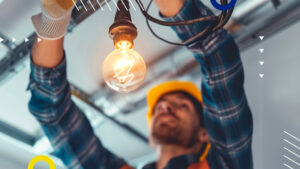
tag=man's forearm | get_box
[31,37,64,68]
[153,0,185,17]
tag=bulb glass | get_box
[102,48,146,93]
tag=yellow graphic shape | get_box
[28,155,56,169]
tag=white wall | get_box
[242,21,300,169]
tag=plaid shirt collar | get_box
[143,143,210,169]
[143,153,200,169]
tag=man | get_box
[28,0,253,169]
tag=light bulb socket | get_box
[109,0,137,49]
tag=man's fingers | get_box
[55,0,76,10]
[42,0,76,17]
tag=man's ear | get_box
[198,128,209,143]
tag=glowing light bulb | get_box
[102,41,146,93]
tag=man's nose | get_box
[157,101,175,115]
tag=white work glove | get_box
[31,0,76,40]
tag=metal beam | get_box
[0,32,15,50]
[234,0,300,50]
[0,33,35,81]
[0,120,36,146]
[70,84,149,143]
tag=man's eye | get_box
[179,104,189,109]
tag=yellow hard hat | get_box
[146,80,203,128]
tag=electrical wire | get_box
[145,0,188,46]
[135,0,219,26]
[134,0,235,46]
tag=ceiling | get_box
[1,0,300,168]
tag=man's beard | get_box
[151,123,183,145]
[151,118,198,147]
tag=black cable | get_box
[134,0,235,46]
[135,0,218,26]
[145,0,186,46]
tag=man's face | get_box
[150,92,201,147]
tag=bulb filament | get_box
[113,52,135,84]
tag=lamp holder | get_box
[109,0,137,48]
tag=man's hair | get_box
[171,91,205,128]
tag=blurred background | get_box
[0,0,300,168]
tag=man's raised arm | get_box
[154,0,253,168]
[28,1,131,168]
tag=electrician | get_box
[28,0,253,169]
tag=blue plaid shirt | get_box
[28,0,253,169]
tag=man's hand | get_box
[32,0,76,40]
[31,0,76,68]
[153,0,185,17]
[54,0,76,10]
[42,0,76,17]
